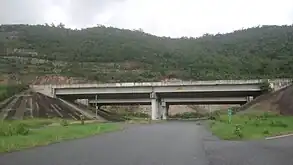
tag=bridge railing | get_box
[31,78,292,89]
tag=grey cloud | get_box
[66,0,126,27]
[0,0,125,26]
[0,0,47,24]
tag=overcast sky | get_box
[1,0,293,37]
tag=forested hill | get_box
[0,24,293,83]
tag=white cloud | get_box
[1,0,293,37]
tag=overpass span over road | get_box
[31,79,292,120]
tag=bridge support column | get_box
[246,96,253,102]
[51,87,56,98]
[150,92,159,120]
[94,95,100,118]
[161,101,168,120]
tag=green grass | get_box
[209,112,293,140]
[0,120,121,153]
[1,118,60,128]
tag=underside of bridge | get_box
[56,91,257,120]
[57,91,261,100]
[86,98,246,120]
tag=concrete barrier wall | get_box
[30,79,292,97]
[30,85,54,97]
[49,79,292,88]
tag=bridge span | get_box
[31,79,291,120]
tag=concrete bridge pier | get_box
[150,92,159,120]
[158,101,168,120]
[246,96,253,102]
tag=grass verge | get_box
[0,120,120,153]
[208,112,293,140]
[1,118,60,128]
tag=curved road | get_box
[1,122,293,165]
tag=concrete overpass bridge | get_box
[31,79,292,120]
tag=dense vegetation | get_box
[0,85,27,101]
[0,24,293,83]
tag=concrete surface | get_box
[1,122,293,165]
[31,78,292,88]
[30,79,291,121]
[30,79,292,98]
[88,97,248,105]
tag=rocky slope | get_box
[239,85,293,115]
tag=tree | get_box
[0,24,293,83]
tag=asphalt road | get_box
[1,121,293,165]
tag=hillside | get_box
[1,24,293,83]
[238,84,293,115]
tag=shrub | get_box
[260,80,272,93]
[169,112,203,119]
[263,129,270,135]
[0,122,29,136]
[233,124,243,138]
[262,112,269,120]
[60,119,69,126]
[0,123,13,136]
[15,123,29,135]
[209,111,221,120]
[230,107,239,114]
[253,120,260,127]
[269,120,275,126]
[80,115,85,125]
[123,112,149,118]
[270,120,288,128]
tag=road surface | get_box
[1,121,293,165]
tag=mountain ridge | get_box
[0,24,293,84]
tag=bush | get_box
[209,111,221,120]
[270,120,288,128]
[260,80,272,93]
[253,120,260,127]
[123,112,149,118]
[230,107,239,114]
[169,112,203,119]
[60,119,69,126]
[15,123,29,135]
[263,129,270,135]
[0,122,29,136]
[0,123,13,136]
[262,112,269,120]
[233,124,243,138]
[80,115,85,125]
